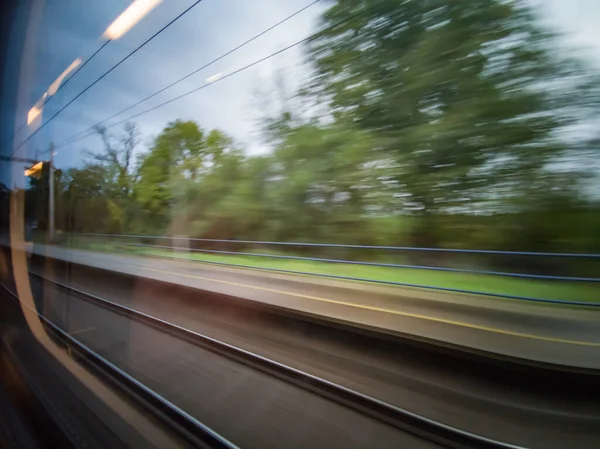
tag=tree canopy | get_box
[30,0,600,256]
[308,0,599,223]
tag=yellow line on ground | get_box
[138,266,600,347]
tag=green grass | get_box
[113,245,599,304]
[64,239,600,304]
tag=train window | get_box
[2,1,600,448]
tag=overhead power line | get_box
[55,0,389,151]
[59,0,322,148]
[3,40,110,149]
[11,0,206,157]
[51,41,111,99]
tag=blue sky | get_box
[15,0,327,170]
[8,0,600,174]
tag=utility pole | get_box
[20,148,56,240]
[48,143,55,240]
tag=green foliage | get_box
[60,164,111,232]
[46,0,600,265]
[308,0,599,228]
[125,246,600,303]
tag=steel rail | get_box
[68,232,600,258]
[30,271,524,449]
[124,241,600,283]
[0,281,238,449]
[71,242,600,307]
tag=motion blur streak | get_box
[103,0,162,40]
[3,0,600,447]
[139,265,600,347]
[47,58,82,95]
[23,161,42,176]
[26,101,43,125]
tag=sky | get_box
[15,0,327,170]
[7,0,600,173]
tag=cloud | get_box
[29,0,326,167]
[22,0,600,171]
[528,0,600,64]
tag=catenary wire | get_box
[3,40,111,151]
[55,0,388,151]
[11,0,206,157]
[58,0,322,148]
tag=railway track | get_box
[1,280,237,449]
[21,270,521,449]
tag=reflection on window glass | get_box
[1,1,600,448]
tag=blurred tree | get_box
[60,164,111,232]
[87,122,141,232]
[136,120,238,235]
[308,0,600,245]
[50,0,600,262]
[267,122,378,243]
[136,120,204,229]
